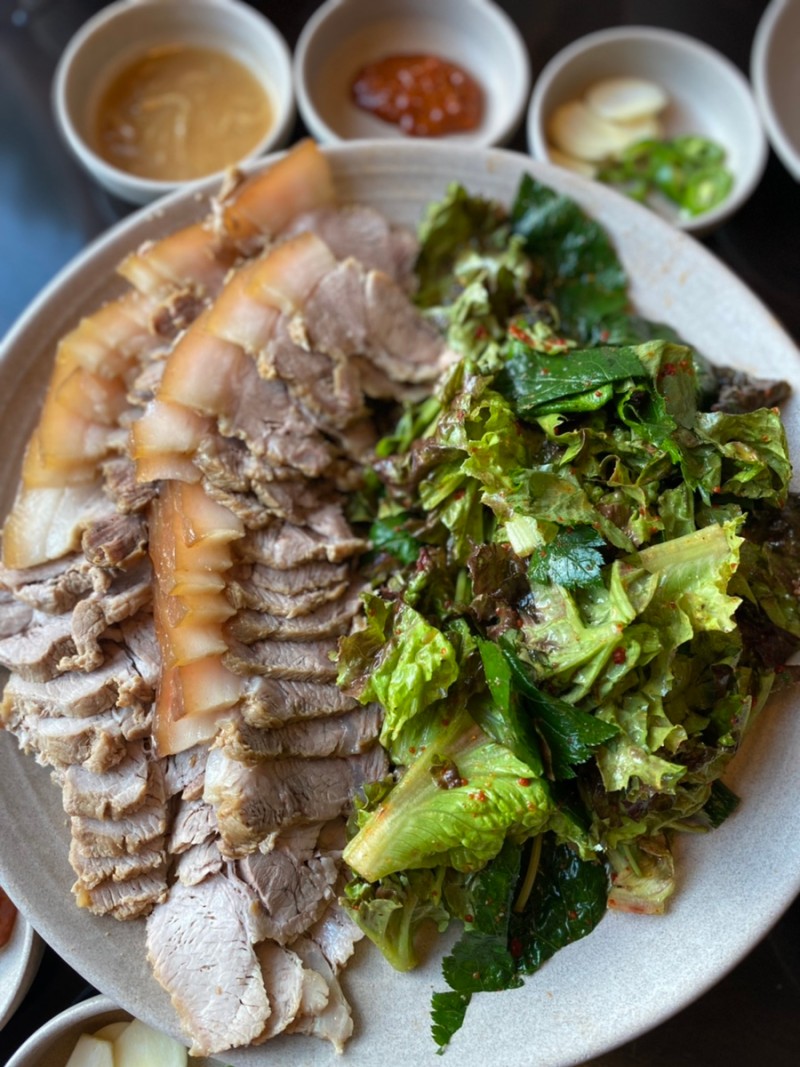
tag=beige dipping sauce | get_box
[94,44,273,181]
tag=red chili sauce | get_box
[351,54,483,137]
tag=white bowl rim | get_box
[51,0,295,202]
[527,23,769,233]
[293,0,531,147]
[750,0,800,182]
[5,995,120,1067]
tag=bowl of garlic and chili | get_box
[526,25,767,234]
[52,0,294,205]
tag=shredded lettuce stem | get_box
[513,834,543,914]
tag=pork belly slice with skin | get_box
[159,323,339,479]
[74,867,169,920]
[216,704,382,762]
[62,740,153,819]
[204,743,389,855]
[227,581,363,643]
[146,873,272,1056]
[241,677,359,729]
[224,637,339,683]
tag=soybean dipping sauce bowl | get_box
[5,995,223,1067]
[751,0,800,182]
[293,0,530,147]
[527,26,768,234]
[52,0,295,206]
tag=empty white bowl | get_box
[527,26,768,233]
[52,0,295,205]
[751,0,800,182]
[294,0,530,147]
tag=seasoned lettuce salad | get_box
[336,176,800,1049]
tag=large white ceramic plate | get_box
[1,142,799,1067]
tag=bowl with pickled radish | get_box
[5,995,222,1067]
[527,26,767,233]
[52,0,295,205]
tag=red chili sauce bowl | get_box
[293,0,530,147]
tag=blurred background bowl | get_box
[751,0,800,182]
[527,25,768,233]
[52,0,295,205]
[294,0,530,147]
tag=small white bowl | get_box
[527,26,768,234]
[751,0,800,182]
[293,0,530,147]
[5,995,222,1067]
[53,0,295,205]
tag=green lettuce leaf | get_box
[339,595,459,749]
[510,174,628,339]
[343,706,554,882]
[342,867,451,972]
[509,836,608,975]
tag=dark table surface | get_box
[0,1,798,1065]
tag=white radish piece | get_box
[548,100,633,161]
[585,77,669,123]
[64,1034,114,1067]
[547,145,598,178]
[113,1018,188,1067]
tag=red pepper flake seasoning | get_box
[508,322,533,343]
[351,53,483,137]
[517,777,531,787]
[612,646,626,665]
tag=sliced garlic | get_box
[585,77,668,123]
[614,112,664,147]
[548,100,632,162]
[547,145,598,178]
